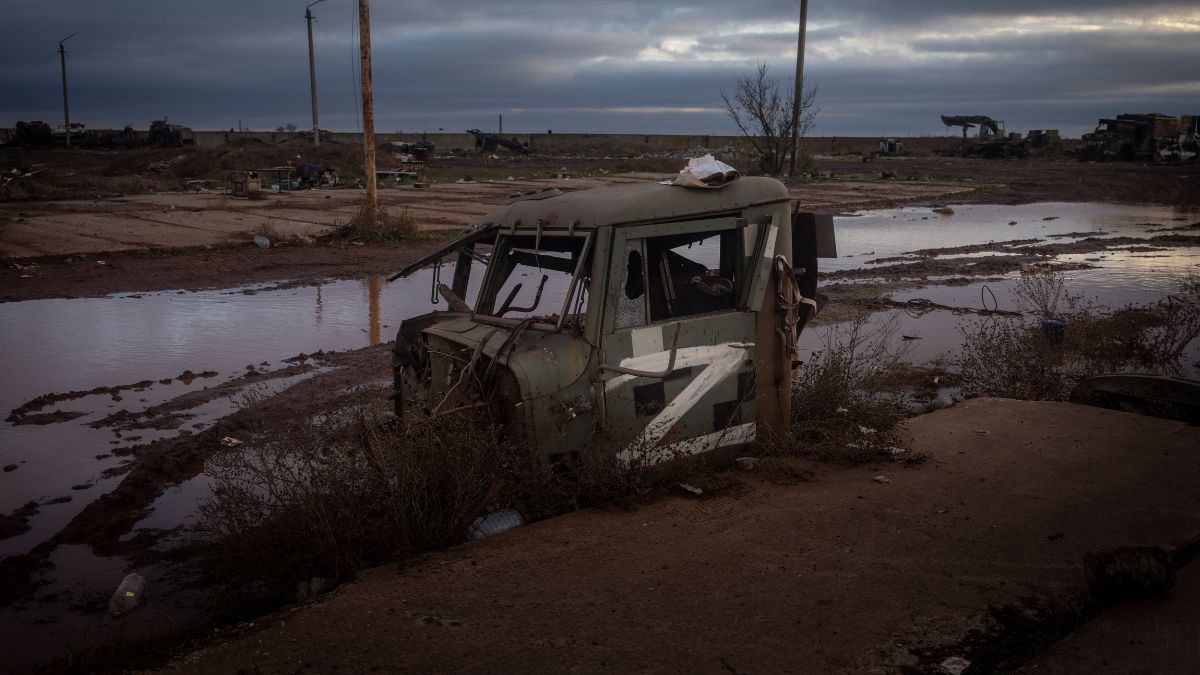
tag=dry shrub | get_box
[512,432,715,518]
[198,388,518,600]
[197,386,718,607]
[337,201,421,241]
[1011,269,1084,318]
[958,272,1200,400]
[763,313,916,464]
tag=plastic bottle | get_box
[467,509,524,540]
[108,573,146,615]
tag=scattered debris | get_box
[467,508,524,540]
[1084,546,1175,600]
[734,457,759,470]
[296,577,334,604]
[974,429,991,436]
[932,206,955,215]
[254,235,271,249]
[872,475,892,484]
[108,573,146,615]
[219,436,243,447]
[939,656,971,675]
[929,394,955,411]
[672,154,739,189]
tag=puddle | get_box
[0,201,1197,670]
[826,201,1196,272]
[0,266,486,555]
[0,544,208,673]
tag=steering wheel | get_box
[689,275,734,297]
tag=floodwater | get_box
[0,266,490,557]
[807,202,1200,376]
[0,201,1197,670]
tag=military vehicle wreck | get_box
[389,177,836,464]
[1080,113,1198,162]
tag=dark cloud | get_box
[1,0,1196,136]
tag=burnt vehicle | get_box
[1077,113,1193,162]
[389,177,835,464]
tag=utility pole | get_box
[358,0,378,230]
[305,0,324,147]
[788,0,809,177]
[498,113,502,135]
[59,33,76,149]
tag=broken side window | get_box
[615,242,647,329]
[646,229,740,322]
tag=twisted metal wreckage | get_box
[389,176,837,465]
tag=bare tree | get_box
[721,62,817,176]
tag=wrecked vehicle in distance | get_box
[390,177,835,464]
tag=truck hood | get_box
[424,318,593,401]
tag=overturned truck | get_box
[390,177,836,464]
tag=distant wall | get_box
[186,130,967,156]
[0,127,984,156]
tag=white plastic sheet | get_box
[671,154,740,189]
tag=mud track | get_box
[0,346,392,608]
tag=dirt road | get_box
[152,399,1200,673]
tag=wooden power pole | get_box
[788,0,809,177]
[358,0,378,230]
[59,33,75,149]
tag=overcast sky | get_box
[2,0,1197,137]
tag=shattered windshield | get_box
[476,233,590,324]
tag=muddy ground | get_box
[149,399,1200,674]
[2,149,1199,672]
[4,149,1197,302]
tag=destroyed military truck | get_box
[389,177,836,464]
[1080,113,1198,162]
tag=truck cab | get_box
[391,177,835,464]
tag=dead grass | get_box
[758,313,922,465]
[197,382,724,610]
[333,200,422,242]
[198,387,519,601]
[957,272,1200,400]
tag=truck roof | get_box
[473,176,790,230]
[391,177,791,281]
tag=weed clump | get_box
[198,389,517,602]
[762,314,917,464]
[335,200,421,242]
[957,272,1200,400]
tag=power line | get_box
[373,0,634,24]
[1,52,58,82]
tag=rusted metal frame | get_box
[430,339,488,417]
[451,243,475,299]
[473,230,591,330]
[742,214,777,312]
[430,258,442,304]
[473,229,507,316]
[497,275,548,315]
[556,232,595,332]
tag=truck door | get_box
[599,216,778,464]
